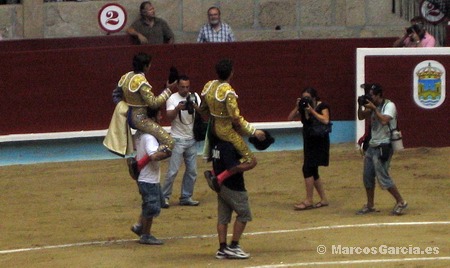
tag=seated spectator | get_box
[393,16,436,47]
[197,6,235,43]
[127,1,174,45]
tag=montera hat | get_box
[248,130,275,151]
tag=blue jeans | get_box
[162,138,198,201]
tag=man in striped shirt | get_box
[197,6,235,43]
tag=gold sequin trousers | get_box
[213,117,254,164]
[131,107,174,152]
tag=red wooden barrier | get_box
[0,35,135,52]
[1,37,402,136]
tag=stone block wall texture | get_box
[0,0,412,41]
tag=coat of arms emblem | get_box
[413,61,446,109]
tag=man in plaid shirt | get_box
[197,6,235,43]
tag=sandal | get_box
[314,202,329,208]
[294,202,314,211]
[356,204,378,215]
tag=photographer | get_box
[162,75,201,207]
[356,83,408,215]
[393,16,436,47]
[287,87,330,211]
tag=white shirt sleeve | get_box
[383,102,396,120]
[166,94,177,111]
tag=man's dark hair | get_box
[140,1,152,17]
[215,59,233,81]
[178,74,190,83]
[132,52,152,73]
[208,6,221,15]
[370,83,383,97]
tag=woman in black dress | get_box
[288,87,330,210]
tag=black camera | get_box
[406,26,414,35]
[184,93,196,114]
[298,97,313,110]
[359,83,379,106]
[357,94,372,106]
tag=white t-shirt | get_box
[135,131,161,183]
[166,92,201,139]
[370,100,397,146]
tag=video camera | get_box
[298,97,313,110]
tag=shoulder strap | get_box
[382,99,399,133]
[178,94,195,125]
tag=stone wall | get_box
[0,0,412,42]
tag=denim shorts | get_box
[363,146,395,189]
[138,182,163,218]
[217,185,252,225]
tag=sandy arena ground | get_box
[0,143,449,267]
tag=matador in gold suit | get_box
[201,80,256,164]
[120,71,174,153]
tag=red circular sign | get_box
[419,0,446,25]
[98,4,127,33]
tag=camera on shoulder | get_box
[298,97,313,110]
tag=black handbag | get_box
[378,143,392,162]
[307,119,332,137]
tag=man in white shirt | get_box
[130,108,171,245]
[161,75,201,207]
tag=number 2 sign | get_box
[98,3,127,34]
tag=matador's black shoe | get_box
[127,157,139,180]
[204,170,220,193]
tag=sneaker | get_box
[204,170,220,193]
[356,204,379,215]
[392,201,408,215]
[162,198,170,209]
[179,198,200,206]
[130,224,142,237]
[139,234,164,245]
[215,249,228,259]
[223,245,250,259]
[127,157,139,180]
